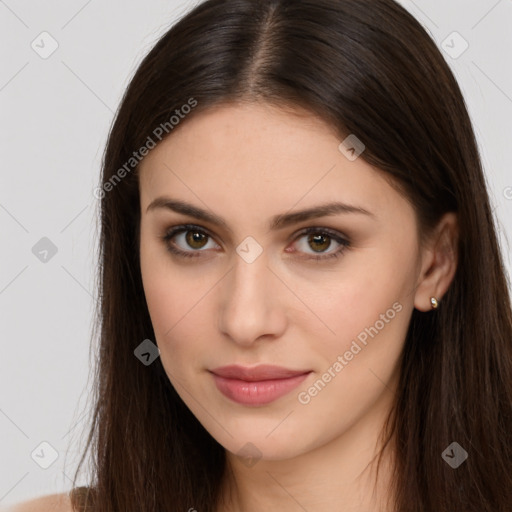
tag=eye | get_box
[160,224,219,259]
[289,227,350,261]
[160,224,351,261]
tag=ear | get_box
[413,212,459,312]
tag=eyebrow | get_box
[145,196,375,232]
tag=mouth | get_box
[209,364,312,406]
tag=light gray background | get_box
[1,0,511,506]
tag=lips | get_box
[210,364,310,381]
[209,364,312,406]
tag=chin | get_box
[216,427,310,463]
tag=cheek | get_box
[141,231,190,332]
[311,250,414,368]
[296,283,410,427]
[142,279,204,384]
[140,247,192,362]
[140,255,219,384]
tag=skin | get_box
[138,101,458,512]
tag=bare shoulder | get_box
[5,492,74,512]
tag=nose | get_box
[217,250,288,347]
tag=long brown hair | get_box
[69,0,512,510]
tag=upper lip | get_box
[209,364,311,381]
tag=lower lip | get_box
[211,372,311,406]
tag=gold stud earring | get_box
[430,297,438,310]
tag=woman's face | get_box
[138,101,427,462]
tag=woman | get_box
[12,0,512,510]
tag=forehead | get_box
[137,102,406,223]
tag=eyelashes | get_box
[160,223,351,262]
[289,226,350,261]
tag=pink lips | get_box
[210,364,311,406]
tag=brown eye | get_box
[185,230,209,249]
[161,224,350,262]
[161,224,219,259]
[292,227,351,261]
[307,233,332,253]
